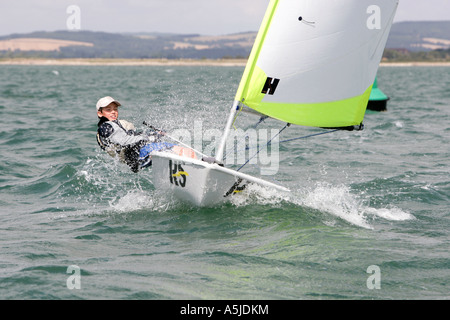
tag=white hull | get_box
[151,151,289,207]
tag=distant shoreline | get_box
[0,58,450,67]
[0,58,248,66]
[380,62,450,67]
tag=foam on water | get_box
[109,189,155,212]
[301,183,414,229]
[229,183,288,207]
[78,153,415,229]
[364,206,415,221]
[231,181,414,230]
[108,188,184,214]
[75,155,194,215]
[298,183,373,229]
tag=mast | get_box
[215,0,279,163]
[215,100,239,162]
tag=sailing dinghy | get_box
[151,0,398,206]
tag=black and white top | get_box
[97,117,157,172]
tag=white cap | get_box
[96,96,121,111]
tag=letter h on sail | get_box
[261,77,280,95]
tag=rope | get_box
[231,105,243,130]
[222,115,269,161]
[279,129,339,144]
[237,128,339,153]
[222,114,341,169]
[235,127,339,172]
[237,123,290,172]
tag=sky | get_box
[0,0,449,36]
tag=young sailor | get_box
[96,96,172,172]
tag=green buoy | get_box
[367,76,389,112]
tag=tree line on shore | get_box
[1,27,449,62]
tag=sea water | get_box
[0,65,448,299]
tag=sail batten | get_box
[235,0,398,128]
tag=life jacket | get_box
[97,118,146,172]
[97,119,135,156]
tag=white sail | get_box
[234,0,399,128]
